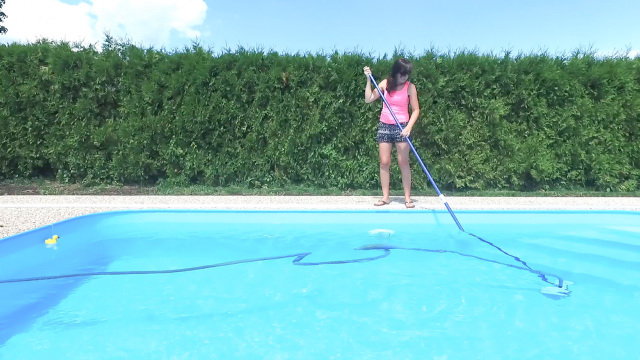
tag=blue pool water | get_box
[1,210,639,359]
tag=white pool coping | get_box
[1,195,639,238]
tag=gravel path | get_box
[1,195,639,238]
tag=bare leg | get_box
[396,142,412,204]
[378,142,393,203]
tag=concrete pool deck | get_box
[1,195,639,238]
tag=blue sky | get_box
[2,0,639,57]
[209,0,640,56]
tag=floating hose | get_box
[0,244,562,286]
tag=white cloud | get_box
[2,0,96,44]
[1,0,207,48]
[90,0,207,47]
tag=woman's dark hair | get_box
[386,58,412,91]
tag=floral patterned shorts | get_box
[376,122,408,143]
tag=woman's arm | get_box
[401,83,420,137]
[363,66,385,103]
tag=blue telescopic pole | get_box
[369,74,465,232]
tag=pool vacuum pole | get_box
[369,74,465,232]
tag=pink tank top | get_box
[380,81,410,124]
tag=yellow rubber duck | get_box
[45,235,59,245]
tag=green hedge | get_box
[1,40,639,191]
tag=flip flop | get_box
[374,199,390,207]
[405,201,415,209]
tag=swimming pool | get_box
[1,210,639,359]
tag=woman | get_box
[363,58,420,208]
